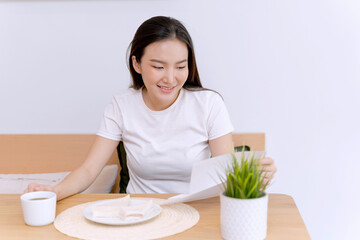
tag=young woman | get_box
[26,16,277,200]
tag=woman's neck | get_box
[142,87,181,111]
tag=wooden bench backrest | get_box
[0,133,265,193]
[232,133,265,151]
[0,134,120,192]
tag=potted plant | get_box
[219,151,269,240]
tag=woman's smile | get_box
[157,85,176,93]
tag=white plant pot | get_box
[220,192,268,240]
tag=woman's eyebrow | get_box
[150,59,187,64]
[176,59,187,64]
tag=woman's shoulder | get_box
[183,88,223,102]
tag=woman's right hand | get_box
[24,183,56,194]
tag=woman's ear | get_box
[132,56,141,74]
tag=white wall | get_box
[1,0,359,239]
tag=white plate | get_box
[83,198,162,225]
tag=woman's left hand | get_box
[258,157,277,186]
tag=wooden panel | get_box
[0,134,120,193]
[0,133,265,194]
[232,133,265,151]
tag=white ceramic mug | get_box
[20,191,57,226]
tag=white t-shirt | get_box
[96,88,234,194]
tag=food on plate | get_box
[91,195,154,220]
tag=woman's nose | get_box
[163,69,175,84]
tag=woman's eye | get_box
[177,66,186,70]
[152,66,163,69]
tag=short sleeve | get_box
[207,93,234,140]
[96,97,123,141]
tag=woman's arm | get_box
[26,136,119,200]
[208,133,234,157]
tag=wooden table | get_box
[0,193,310,239]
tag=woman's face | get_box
[132,38,189,111]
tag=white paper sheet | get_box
[163,151,265,205]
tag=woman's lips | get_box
[157,85,175,93]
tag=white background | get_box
[1,0,359,239]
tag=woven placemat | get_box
[54,198,200,240]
